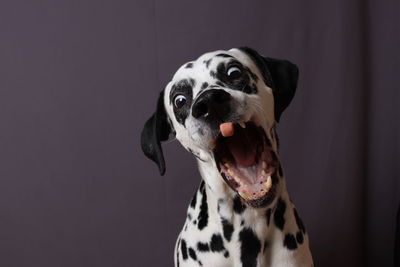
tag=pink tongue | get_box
[223,126,257,167]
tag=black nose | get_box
[192,89,232,120]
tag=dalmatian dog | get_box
[141,47,313,267]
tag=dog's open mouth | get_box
[213,121,279,207]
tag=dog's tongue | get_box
[220,122,257,167]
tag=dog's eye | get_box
[174,95,187,108]
[227,66,242,79]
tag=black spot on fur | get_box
[188,247,197,260]
[217,200,222,213]
[197,242,210,252]
[193,220,197,225]
[190,191,197,208]
[221,218,234,242]
[197,185,209,230]
[189,78,196,87]
[204,58,212,68]
[224,251,230,258]
[201,82,208,90]
[189,248,203,266]
[273,198,286,230]
[265,208,272,225]
[233,195,246,214]
[239,228,261,267]
[185,62,193,68]
[210,234,225,252]
[246,67,259,82]
[181,239,188,260]
[199,180,205,190]
[294,208,306,233]
[283,233,298,250]
[242,83,257,94]
[210,70,216,78]
[296,231,304,244]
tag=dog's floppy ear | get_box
[239,47,299,122]
[140,90,172,175]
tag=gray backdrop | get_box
[0,0,399,266]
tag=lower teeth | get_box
[220,147,274,200]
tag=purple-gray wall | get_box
[0,0,399,266]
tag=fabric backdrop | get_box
[0,0,398,266]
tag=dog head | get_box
[141,47,298,207]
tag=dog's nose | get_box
[192,89,232,120]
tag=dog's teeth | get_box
[238,121,246,128]
[227,169,234,176]
[261,170,266,177]
[264,176,272,190]
[239,191,249,199]
[224,163,231,168]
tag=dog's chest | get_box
[175,182,276,267]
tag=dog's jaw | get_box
[196,171,284,216]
